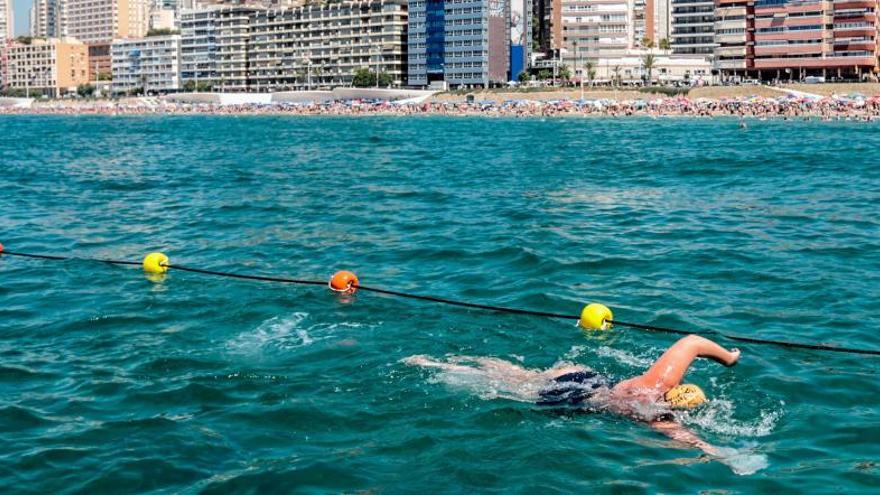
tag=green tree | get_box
[558,64,572,83]
[352,68,374,87]
[1,87,28,97]
[659,38,671,51]
[76,83,95,97]
[517,70,530,83]
[642,53,657,85]
[378,72,393,87]
[537,69,552,81]
[641,37,655,49]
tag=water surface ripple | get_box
[1,116,879,493]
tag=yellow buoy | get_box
[579,303,613,330]
[664,383,706,408]
[143,252,169,274]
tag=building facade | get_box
[671,0,716,55]
[713,0,749,75]
[534,0,563,52]
[180,5,264,92]
[3,38,89,95]
[559,0,634,66]
[713,0,879,80]
[181,2,406,92]
[111,34,182,93]
[752,0,878,79]
[408,0,510,88]
[61,0,152,43]
[249,0,408,91]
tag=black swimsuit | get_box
[537,371,609,407]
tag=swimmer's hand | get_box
[725,348,741,367]
[712,446,768,476]
[402,355,432,367]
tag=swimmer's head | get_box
[664,384,706,409]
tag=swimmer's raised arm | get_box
[615,335,740,393]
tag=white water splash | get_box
[678,397,782,438]
[226,313,315,354]
[592,345,655,368]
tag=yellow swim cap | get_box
[664,384,706,408]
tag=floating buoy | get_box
[664,383,706,408]
[0,242,4,255]
[143,252,169,274]
[329,270,359,293]
[579,303,613,330]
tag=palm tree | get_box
[642,53,657,86]
[659,38,671,52]
[612,65,622,87]
[584,60,595,87]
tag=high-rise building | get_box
[61,0,151,43]
[249,0,408,91]
[111,34,182,93]
[510,0,532,79]
[1,0,13,40]
[31,0,63,38]
[670,0,716,55]
[180,2,408,92]
[714,0,879,81]
[408,0,511,88]
[533,0,563,53]
[180,4,264,92]
[713,0,748,76]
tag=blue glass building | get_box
[408,0,511,88]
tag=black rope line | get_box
[610,319,880,356]
[354,284,579,320]
[3,248,879,357]
[168,264,326,286]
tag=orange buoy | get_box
[0,242,4,255]
[329,270,359,293]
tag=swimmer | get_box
[405,335,757,471]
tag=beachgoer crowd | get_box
[2,94,879,121]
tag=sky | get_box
[13,0,30,36]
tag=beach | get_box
[4,84,880,121]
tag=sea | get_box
[1,115,879,493]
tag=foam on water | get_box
[226,313,316,354]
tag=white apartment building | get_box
[180,5,263,92]
[560,0,633,66]
[1,0,13,40]
[111,34,182,93]
[61,0,151,43]
[250,0,408,91]
[3,38,90,95]
[31,0,62,38]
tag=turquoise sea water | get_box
[1,115,879,493]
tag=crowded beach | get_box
[3,89,880,121]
